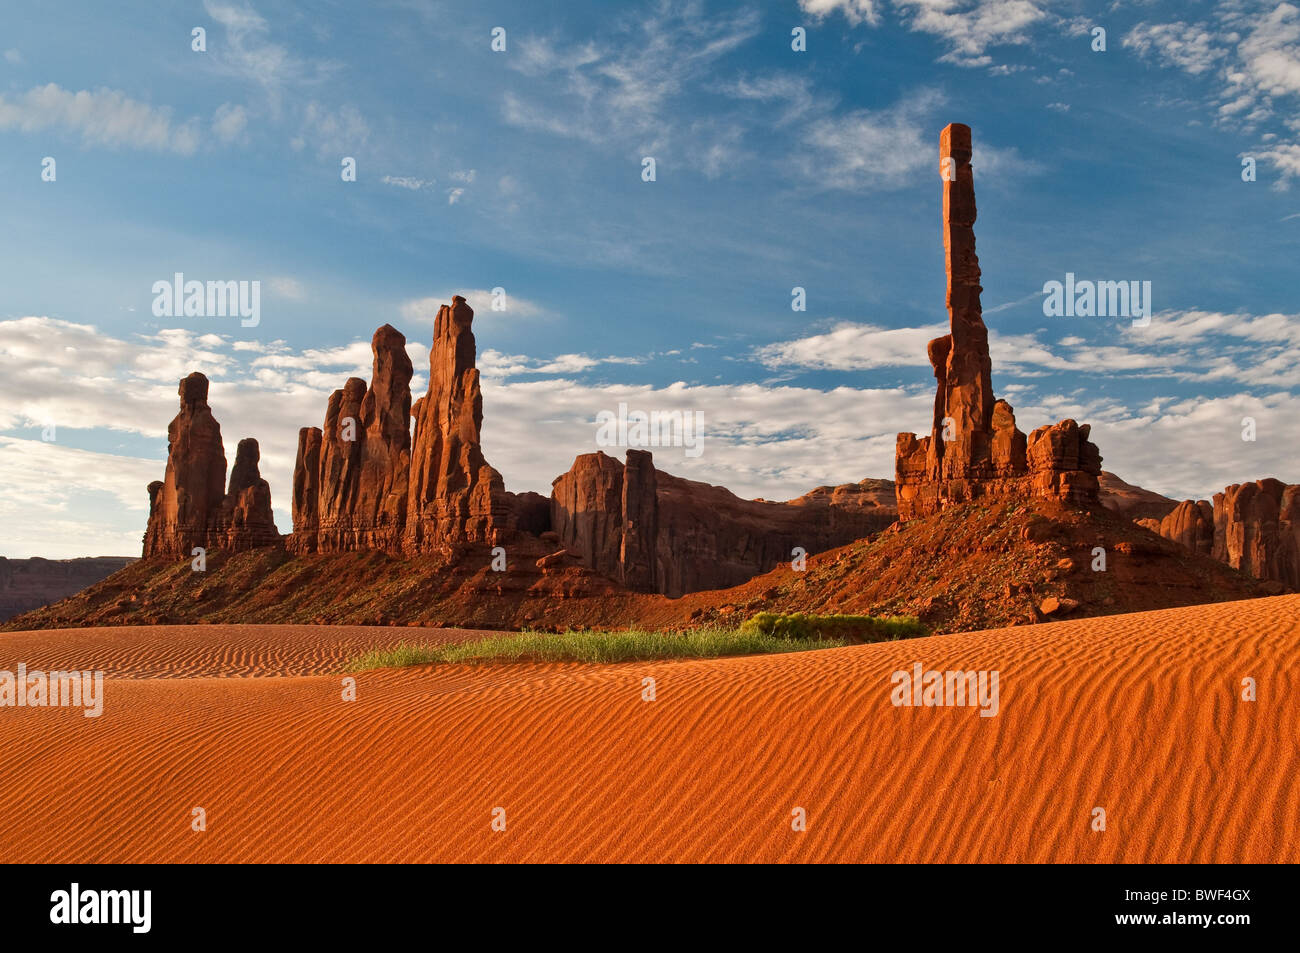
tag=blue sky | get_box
[2,0,1299,557]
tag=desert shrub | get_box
[346,626,847,671]
[739,611,926,643]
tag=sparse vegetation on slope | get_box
[740,611,926,643]
[346,626,848,671]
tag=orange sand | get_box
[0,597,1295,862]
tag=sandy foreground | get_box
[0,597,1296,863]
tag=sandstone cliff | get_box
[551,451,896,597]
[1138,479,1299,591]
[291,303,530,557]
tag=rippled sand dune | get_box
[1,596,1295,862]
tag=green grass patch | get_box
[346,626,848,671]
[739,611,927,643]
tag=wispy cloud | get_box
[0,84,202,154]
[381,174,434,190]
[399,290,548,324]
[501,2,761,169]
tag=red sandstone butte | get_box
[1213,479,1299,588]
[290,324,412,553]
[894,123,1101,520]
[404,296,513,554]
[213,438,280,551]
[1143,480,1299,590]
[143,372,279,557]
[551,450,896,597]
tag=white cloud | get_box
[4,49,22,65]
[720,73,818,125]
[0,84,201,154]
[501,5,761,170]
[753,309,1300,387]
[446,187,465,204]
[202,0,330,108]
[756,322,945,370]
[893,0,1049,67]
[798,0,880,27]
[267,276,306,300]
[0,437,158,558]
[798,88,943,189]
[212,102,248,143]
[1253,142,1300,188]
[400,291,547,325]
[290,101,368,156]
[381,175,433,190]
[1123,21,1226,76]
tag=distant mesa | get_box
[551,452,894,596]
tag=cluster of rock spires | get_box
[287,303,538,557]
[139,124,1297,598]
[138,294,887,596]
[894,124,1103,521]
[1141,480,1300,590]
[143,373,279,557]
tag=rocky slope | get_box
[655,497,1264,634]
[5,497,1262,635]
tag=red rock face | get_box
[937,122,994,482]
[290,427,323,552]
[895,124,1102,519]
[143,373,280,557]
[289,304,518,556]
[551,451,897,597]
[404,296,513,554]
[619,449,658,591]
[551,451,625,578]
[144,373,227,558]
[291,325,413,553]
[1143,480,1299,590]
[1153,499,1215,555]
[1213,480,1299,588]
[213,438,280,551]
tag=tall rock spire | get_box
[143,373,280,556]
[403,295,511,553]
[895,124,1101,519]
[289,324,412,552]
[143,373,227,558]
[936,122,995,478]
